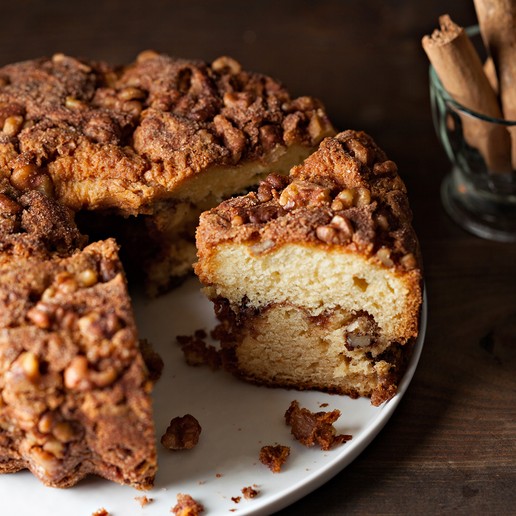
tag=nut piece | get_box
[331,187,371,211]
[27,305,52,329]
[64,356,89,390]
[10,164,54,197]
[77,268,98,287]
[19,351,40,382]
[400,252,417,270]
[2,115,24,137]
[279,181,330,210]
[0,193,22,215]
[118,86,146,101]
[315,225,339,244]
[212,56,241,74]
[376,247,394,267]
[65,96,86,110]
[329,215,353,238]
[52,421,76,443]
[161,414,202,451]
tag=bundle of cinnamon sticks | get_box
[422,1,516,174]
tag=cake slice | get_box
[0,52,334,295]
[0,182,156,488]
[195,130,423,405]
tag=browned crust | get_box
[0,52,333,215]
[196,130,421,273]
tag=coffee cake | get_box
[0,52,334,295]
[0,181,156,488]
[195,130,423,405]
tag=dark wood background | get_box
[1,1,515,514]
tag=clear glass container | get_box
[429,26,516,242]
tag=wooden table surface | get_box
[1,1,515,514]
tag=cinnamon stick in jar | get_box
[473,0,516,169]
[422,14,512,174]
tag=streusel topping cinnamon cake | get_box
[195,130,423,405]
[0,180,156,488]
[0,52,334,294]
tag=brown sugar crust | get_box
[196,130,420,272]
[0,183,156,489]
[0,52,332,216]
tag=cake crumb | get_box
[231,496,241,503]
[171,493,204,515]
[285,400,352,450]
[135,495,154,507]
[92,509,109,516]
[139,339,164,382]
[215,472,223,478]
[259,444,290,473]
[161,414,202,450]
[242,486,259,499]
[177,330,221,370]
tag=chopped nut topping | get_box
[401,252,417,270]
[376,247,394,267]
[27,305,52,329]
[77,268,98,287]
[65,96,86,110]
[19,351,40,382]
[212,55,241,74]
[2,115,24,137]
[278,181,330,210]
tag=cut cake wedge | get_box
[195,130,423,405]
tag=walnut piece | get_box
[161,414,202,451]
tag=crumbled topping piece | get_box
[139,338,164,382]
[177,330,221,370]
[92,509,109,516]
[135,495,154,507]
[161,414,202,451]
[242,486,259,499]
[171,493,204,515]
[285,400,352,450]
[259,444,290,473]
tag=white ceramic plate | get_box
[0,277,426,516]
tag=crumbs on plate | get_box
[171,493,204,515]
[285,400,352,450]
[259,444,291,473]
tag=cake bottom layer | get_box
[213,298,413,406]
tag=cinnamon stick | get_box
[474,0,516,169]
[422,14,512,173]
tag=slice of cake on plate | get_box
[195,130,423,405]
[0,182,156,488]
